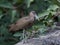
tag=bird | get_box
[9,11,39,43]
[9,11,39,32]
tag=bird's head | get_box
[29,11,39,21]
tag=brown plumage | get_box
[9,11,38,32]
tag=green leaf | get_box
[38,25,47,34]
[0,14,3,19]
[0,3,14,9]
[25,0,34,8]
[13,32,22,37]
[13,0,23,4]
[38,5,58,19]
[11,9,17,23]
[49,0,60,7]
[47,5,59,11]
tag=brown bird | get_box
[9,11,39,43]
[9,11,39,32]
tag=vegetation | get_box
[0,0,60,45]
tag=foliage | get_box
[0,0,60,45]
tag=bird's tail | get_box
[9,24,15,31]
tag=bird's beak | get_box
[34,14,39,21]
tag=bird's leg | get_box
[22,29,25,44]
[23,29,27,44]
[22,29,29,44]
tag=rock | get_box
[15,30,60,45]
